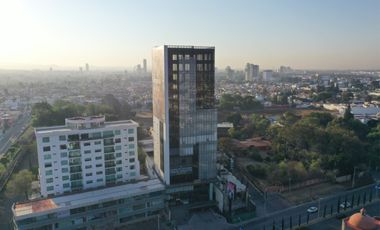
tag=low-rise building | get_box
[12,179,166,230]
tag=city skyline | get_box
[0,0,379,70]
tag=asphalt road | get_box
[0,112,31,157]
[239,183,378,230]
[308,200,380,230]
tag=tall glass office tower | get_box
[152,45,217,185]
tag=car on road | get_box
[307,206,318,213]
[375,184,380,190]
[340,201,351,209]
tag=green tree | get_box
[6,170,34,199]
[226,112,242,127]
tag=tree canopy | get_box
[32,95,135,127]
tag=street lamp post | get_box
[352,166,358,188]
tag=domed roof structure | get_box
[344,208,380,230]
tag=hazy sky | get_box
[0,0,379,70]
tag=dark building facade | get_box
[152,45,217,186]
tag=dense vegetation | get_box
[220,110,380,185]
[219,94,263,110]
[32,94,135,127]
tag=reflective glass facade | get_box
[153,46,217,185]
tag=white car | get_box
[307,206,318,213]
[340,202,351,209]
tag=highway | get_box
[0,111,31,157]
[238,184,378,230]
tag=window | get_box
[84,150,91,154]
[129,158,135,163]
[95,149,101,153]
[185,64,190,71]
[128,137,134,142]
[128,144,135,149]
[61,160,68,166]
[96,178,103,182]
[116,152,122,158]
[80,133,89,140]
[42,137,50,143]
[67,134,79,142]
[59,135,66,141]
[130,172,136,177]
[116,167,122,172]
[62,175,69,181]
[172,64,177,71]
[43,146,51,152]
[129,151,135,156]
[115,138,121,143]
[62,168,68,173]
[91,132,102,139]
[60,144,67,150]
[85,165,92,169]
[47,186,54,191]
[84,142,90,146]
[85,158,91,162]
[94,141,101,145]
[60,152,67,158]
[178,54,183,60]
[63,183,70,188]
[116,174,122,179]
[116,160,122,165]
[103,130,114,138]
[130,165,135,170]
[197,54,203,60]
[86,180,93,184]
[172,54,177,61]
[44,162,52,168]
[44,154,51,160]
[128,129,134,134]
[185,54,190,60]
[46,178,53,183]
[179,64,183,71]
[96,164,102,168]
[85,173,92,177]
[114,130,121,135]
[115,145,121,151]
[95,156,102,160]
[96,171,103,175]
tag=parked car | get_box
[340,201,351,209]
[307,206,318,213]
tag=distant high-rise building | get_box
[152,45,217,186]
[79,67,83,72]
[85,63,89,71]
[262,70,273,82]
[143,59,147,73]
[225,66,234,80]
[35,116,140,197]
[245,63,259,81]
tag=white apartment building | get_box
[35,116,140,197]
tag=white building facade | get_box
[35,116,140,197]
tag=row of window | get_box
[43,143,134,153]
[172,53,213,61]
[41,129,134,143]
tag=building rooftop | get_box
[35,118,138,134]
[155,45,215,50]
[13,179,164,219]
